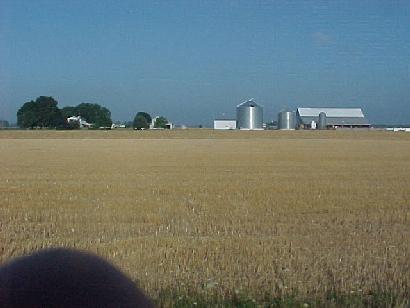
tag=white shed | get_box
[214,119,237,130]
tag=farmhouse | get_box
[67,116,92,128]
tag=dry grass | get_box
[1,129,409,305]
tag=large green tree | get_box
[133,112,152,130]
[17,96,65,128]
[61,106,78,119]
[61,103,112,128]
[154,116,168,129]
[75,103,112,127]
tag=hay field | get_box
[1,130,409,306]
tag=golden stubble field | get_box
[1,130,409,304]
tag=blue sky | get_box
[1,0,409,125]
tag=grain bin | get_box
[318,112,327,130]
[236,100,263,130]
[278,111,296,130]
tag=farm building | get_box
[214,119,237,130]
[386,127,410,132]
[296,108,370,129]
[236,99,263,130]
[67,116,92,128]
[278,111,296,130]
[150,116,174,129]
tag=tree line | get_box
[0,120,10,128]
[16,96,168,130]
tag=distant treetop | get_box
[153,116,168,129]
[133,112,152,130]
[17,96,65,129]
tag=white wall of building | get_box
[214,120,237,130]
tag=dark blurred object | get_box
[0,248,153,307]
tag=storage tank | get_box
[278,111,296,130]
[236,100,263,130]
[318,112,327,130]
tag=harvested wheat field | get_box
[1,130,409,306]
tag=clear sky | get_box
[1,0,409,125]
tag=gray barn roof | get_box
[297,108,370,126]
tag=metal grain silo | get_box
[236,100,263,130]
[278,111,296,130]
[318,112,327,130]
